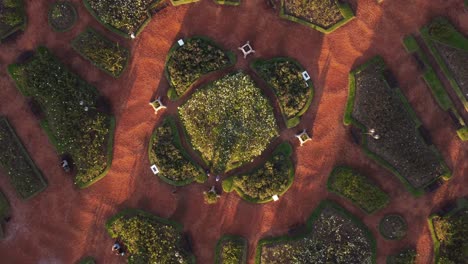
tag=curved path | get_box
[0,0,467,263]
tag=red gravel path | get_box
[0,0,466,264]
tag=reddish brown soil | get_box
[0,0,467,264]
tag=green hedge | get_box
[279,0,355,34]
[0,118,47,199]
[170,0,200,6]
[72,27,130,78]
[0,0,27,42]
[327,166,389,214]
[213,0,240,6]
[215,235,247,264]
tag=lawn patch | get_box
[256,200,375,263]
[179,72,278,173]
[280,0,354,33]
[165,37,236,99]
[106,208,195,263]
[428,198,468,264]
[148,116,206,186]
[379,214,407,240]
[83,0,164,38]
[251,58,314,128]
[72,27,130,78]
[0,0,26,42]
[421,18,468,112]
[8,47,115,188]
[224,142,294,203]
[48,1,77,32]
[386,248,417,264]
[327,166,389,214]
[0,118,47,199]
[344,56,450,196]
[215,235,247,264]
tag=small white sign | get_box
[272,195,279,201]
[302,71,311,81]
[151,164,159,175]
[177,39,185,46]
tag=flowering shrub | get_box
[166,37,234,97]
[107,209,191,264]
[179,72,278,173]
[72,28,129,78]
[8,47,113,187]
[149,117,206,185]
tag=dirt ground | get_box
[0,0,467,263]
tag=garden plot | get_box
[215,235,247,264]
[8,47,115,188]
[421,18,468,112]
[222,142,294,203]
[106,209,194,263]
[428,198,468,264]
[252,58,314,128]
[148,116,206,186]
[48,1,77,32]
[280,0,354,33]
[327,166,389,214]
[345,57,450,195]
[0,0,26,42]
[179,72,278,173]
[257,201,375,264]
[72,28,130,78]
[166,37,235,99]
[386,248,417,264]
[0,118,47,199]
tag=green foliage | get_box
[456,127,468,141]
[222,177,234,192]
[0,9,22,26]
[253,58,313,124]
[328,166,389,213]
[179,72,278,173]
[379,214,407,240]
[106,209,191,264]
[3,0,20,8]
[203,190,220,204]
[232,142,293,202]
[8,47,113,187]
[433,209,468,263]
[0,118,47,199]
[72,28,129,77]
[166,37,234,98]
[387,248,417,264]
[48,2,77,32]
[149,117,205,185]
[218,239,245,264]
[282,0,343,28]
[0,0,25,39]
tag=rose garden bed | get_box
[72,27,130,78]
[280,0,354,33]
[256,200,375,263]
[379,214,407,240]
[215,235,247,264]
[165,37,236,99]
[106,209,195,263]
[421,18,468,112]
[0,0,26,42]
[179,72,278,173]
[48,1,77,32]
[251,58,314,128]
[428,198,468,264]
[327,166,389,214]
[8,47,115,188]
[148,116,206,186]
[0,118,47,199]
[222,142,294,203]
[344,56,451,196]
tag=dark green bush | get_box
[72,28,129,77]
[328,166,389,213]
[8,47,113,187]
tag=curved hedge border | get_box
[213,0,240,6]
[222,142,294,203]
[48,1,78,32]
[343,56,451,197]
[255,200,376,264]
[279,0,354,34]
[165,36,236,100]
[148,116,206,186]
[251,57,314,128]
[215,235,248,264]
[171,0,200,5]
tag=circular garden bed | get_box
[48,1,77,32]
[379,214,407,240]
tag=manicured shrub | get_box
[166,37,235,98]
[8,47,114,187]
[149,117,205,185]
[48,1,77,32]
[327,166,389,213]
[0,118,47,199]
[179,72,278,173]
[387,248,417,264]
[72,28,129,77]
[229,142,294,202]
[282,0,343,28]
[252,58,313,127]
[106,209,192,264]
[215,236,247,264]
